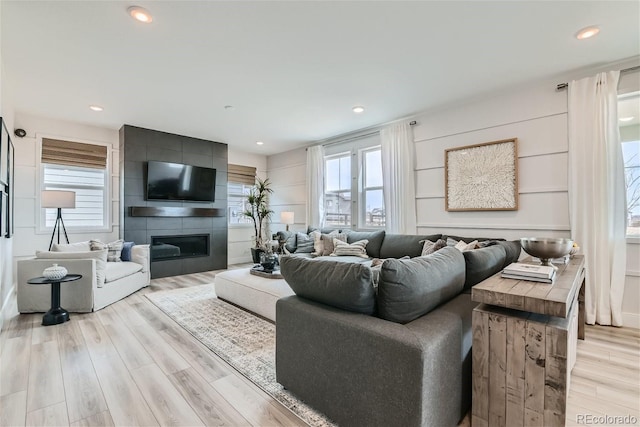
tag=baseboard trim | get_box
[0,285,17,333]
[622,312,640,330]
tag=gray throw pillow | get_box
[295,232,314,253]
[345,230,385,258]
[321,232,347,256]
[276,230,297,253]
[279,256,376,314]
[462,245,507,290]
[420,238,447,256]
[377,247,465,324]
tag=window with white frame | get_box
[42,163,107,228]
[227,164,257,225]
[323,134,385,230]
[620,92,640,237]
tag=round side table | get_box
[27,274,82,326]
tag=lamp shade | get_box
[281,211,295,225]
[41,190,76,209]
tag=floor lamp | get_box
[42,190,76,250]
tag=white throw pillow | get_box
[36,249,108,287]
[454,240,479,252]
[90,239,124,262]
[51,241,91,252]
[131,244,150,273]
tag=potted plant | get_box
[243,177,274,263]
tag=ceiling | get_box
[2,1,639,155]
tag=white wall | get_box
[0,0,17,333]
[12,113,120,267]
[267,64,640,328]
[227,148,268,264]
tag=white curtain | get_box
[568,71,626,326]
[306,145,325,229]
[380,123,417,234]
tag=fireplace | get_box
[151,234,210,261]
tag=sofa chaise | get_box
[276,230,520,427]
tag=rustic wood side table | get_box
[471,255,585,427]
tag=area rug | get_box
[145,284,334,427]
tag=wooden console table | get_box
[471,255,585,427]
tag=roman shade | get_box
[42,138,108,169]
[228,164,256,185]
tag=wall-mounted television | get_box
[146,161,216,202]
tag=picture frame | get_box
[444,138,519,211]
[0,192,6,237]
[6,139,14,237]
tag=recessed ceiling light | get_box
[128,6,153,23]
[576,26,600,40]
[256,141,264,145]
[352,106,365,113]
[89,105,103,112]
[619,116,634,122]
[224,105,235,110]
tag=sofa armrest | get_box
[17,259,97,313]
[131,244,150,273]
[276,295,470,427]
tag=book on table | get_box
[502,263,556,279]
[501,270,556,284]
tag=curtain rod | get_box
[319,120,418,148]
[556,65,640,91]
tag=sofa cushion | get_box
[462,245,506,290]
[497,240,522,267]
[295,232,314,253]
[377,246,465,324]
[36,249,108,288]
[379,234,442,259]
[279,256,376,314]
[276,230,297,253]
[105,262,143,283]
[345,230,385,258]
[51,241,91,252]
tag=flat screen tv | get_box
[146,161,216,202]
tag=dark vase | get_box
[260,252,278,272]
[251,248,264,264]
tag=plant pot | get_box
[251,248,265,264]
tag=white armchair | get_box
[17,245,150,313]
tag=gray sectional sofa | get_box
[276,229,520,427]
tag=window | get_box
[227,164,257,226]
[42,163,107,228]
[619,92,640,237]
[228,181,253,225]
[40,137,109,231]
[323,134,385,229]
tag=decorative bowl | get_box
[43,263,68,280]
[520,238,574,267]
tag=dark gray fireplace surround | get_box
[119,125,228,279]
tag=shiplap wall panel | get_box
[412,81,566,142]
[267,164,306,188]
[415,114,568,170]
[267,147,308,232]
[416,192,569,229]
[269,183,306,206]
[417,227,569,242]
[518,154,568,193]
[14,166,36,197]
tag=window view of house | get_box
[619,92,640,236]
[324,153,352,227]
[42,163,107,229]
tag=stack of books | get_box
[502,263,556,283]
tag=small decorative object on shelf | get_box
[260,252,278,272]
[42,263,68,280]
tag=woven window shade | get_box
[228,164,256,185]
[42,138,108,169]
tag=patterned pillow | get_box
[90,239,125,262]
[454,240,479,252]
[420,238,447,256]
[320,232,347,256]
[332,239,369,258]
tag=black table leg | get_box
[42,281,69,326]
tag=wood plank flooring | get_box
[1,268,638,426]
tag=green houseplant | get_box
[243,177,274,262]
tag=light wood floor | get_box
[1,269,638,427]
